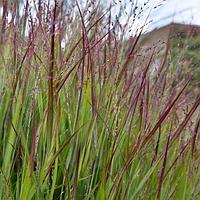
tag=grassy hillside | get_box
[142,23,200,84]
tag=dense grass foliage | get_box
[0,0,200,199]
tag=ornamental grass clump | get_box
[0,0,199,199]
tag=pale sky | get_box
[105,0,200,36]
[150,0,200,29]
